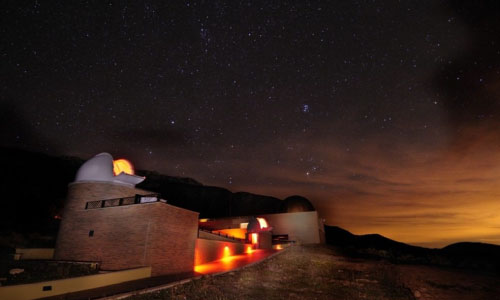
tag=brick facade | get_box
[55,182,199,276]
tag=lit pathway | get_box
[195,248,280,275]
[42,249,282,299]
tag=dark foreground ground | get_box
[128,245,500,300]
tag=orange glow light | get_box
[213,228,247,239]
[275,244,283,250]
[246,246,253,254]
[221,246,232,262]
[257,217,268,229]
[251,233,258,244]
[194,249,274,275]
[113,159,134,175]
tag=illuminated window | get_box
[256,218,268,228]
[113,159,134,175]
[251,233,258,244]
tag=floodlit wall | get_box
[14,248,54,260]
[212,228,247,239]
[200,211,323,245]
[260,211,321,244]
[0,266,151,300]
[55,182,199,276]
[195,238,251,265]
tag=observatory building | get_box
[54,153,324,276]
[54,153,199,276]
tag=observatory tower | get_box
[54,153,199,276]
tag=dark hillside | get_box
[137,177,283,218]
[441,242,500,271]
[0,147,284,244]
[325,226,430,255]
[0,147,81,235]
[325,225,500,273]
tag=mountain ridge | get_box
[0,147,284,233]
[325,225,500,273]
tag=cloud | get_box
[347,173,412,186]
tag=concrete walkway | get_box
[41,249,280,300]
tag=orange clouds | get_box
[205,130,500,248]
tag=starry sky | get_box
[2,1,500,247]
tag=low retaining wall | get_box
[14,248,54,260]
[0,266,151,300]
[195,238,252,265]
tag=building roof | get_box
[75,152,145,186]
[281,195,315,213]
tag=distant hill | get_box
[325,225,500,274]
[0,147,284,241]
[137,172,282,218]
[325,225,430,255]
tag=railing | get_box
[198,228,244,242]
[85,194,161,210]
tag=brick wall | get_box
[55,182,199,276]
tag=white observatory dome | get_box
[75,152,145,186]
[75,153,114,182]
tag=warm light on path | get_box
[194,249,279,275]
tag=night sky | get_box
[2,1,500,247]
